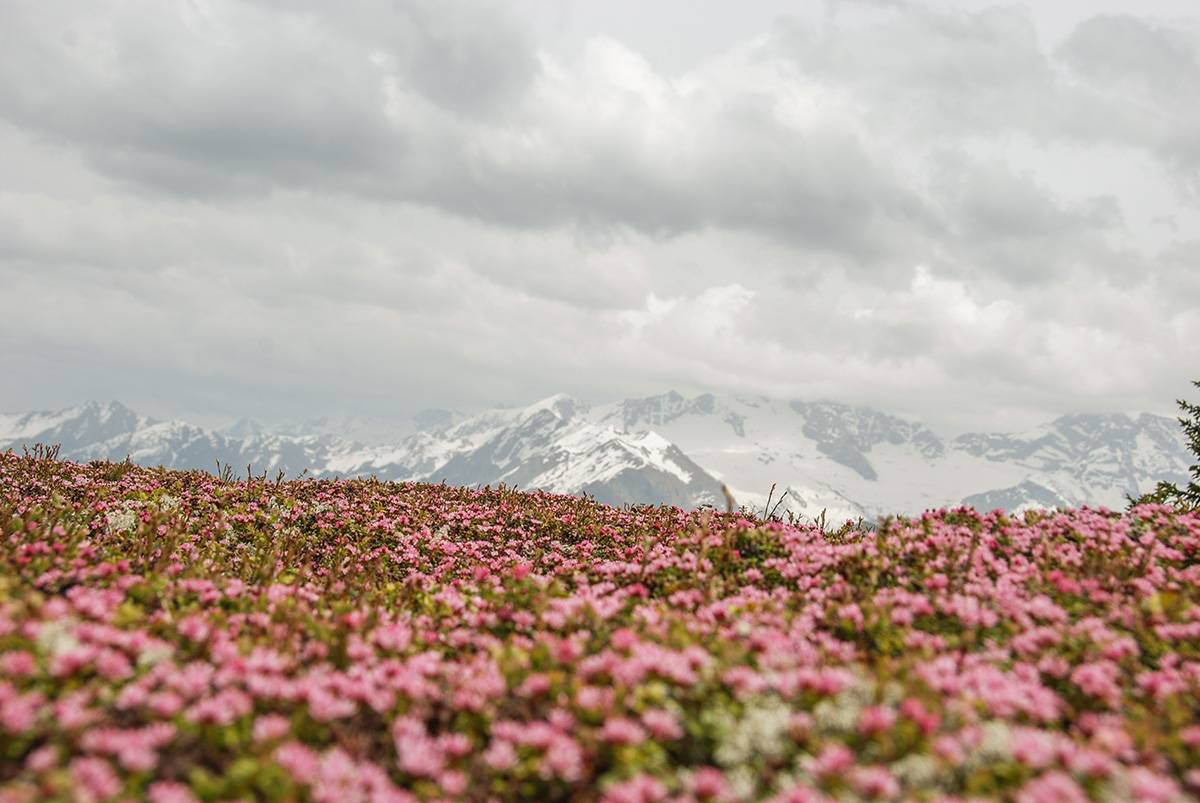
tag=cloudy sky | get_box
[1,0,1198,434]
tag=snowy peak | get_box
[948,411,1192,510]
[0,400,148,453]
[411,408,462,434]
[0,395,1191,516]
[789,400,946,480]
[961,480,1074,515]
[588,392,1189,518]
[222,417,265,439]
[955,412,1178,465]
[602,391,748,438]
[955,412,1188,481]
[525,393,585,422]
[404,395,721,508]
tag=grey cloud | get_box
[769,6,1056,137]
[1058,15,1200,97]
[0,3,405,196]
[0,0,1196,433]
[0,1,933,257]
[770,6,1200,202]
[244,0,539,116]
[1057,16,1200,197]
[925,151,1128,283]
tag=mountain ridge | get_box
[1,394,1191,518]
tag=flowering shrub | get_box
[1,451,1200,801]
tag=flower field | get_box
[2,451,1200,802]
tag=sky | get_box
[0,0,1198,434]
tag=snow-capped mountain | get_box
[0,401,356,478]
[0,394,1191,517]
[591,392,1193,519]
[0,398,726,509]
[324,394,726,508]
[220,409,462,445]
[0,400,151,454]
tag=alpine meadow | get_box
[2,1,1200,801]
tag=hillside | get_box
[1,394,1193,520]
[1,452,1198,801]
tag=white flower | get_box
[891,754,940,789]
[812,696,860,735]
[104,509,137,535]
[726,766,758,800]
[812,678,874,736]
[715,695,792,767]
[36,619,80,658]
[962,720,1013,770]
[137,643,174,668]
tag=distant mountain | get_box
[590,392,1191,519]
[0,400,149,454]
[0,401,354,478]
[1,394,1191,517]
[0,397,725,509]
[324,394,726,508]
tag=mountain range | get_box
[1,393,1192,520]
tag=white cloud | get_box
[0,1,1196,430]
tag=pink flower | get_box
[148,692,184,718]
[1070,661,1122,708]
[1062,746,1114,778]
[576,685,614,713]
[117,746,158,772]
[690,767,730,800]
[858,706,897,736]
[393,717,445,778]
[69,757,122,802]
[809,743,854,778]
[95,649,132,680]
[517,673,552,697]
[275,742,319,784]
[1015,771,1089,803]
[541,736,584,782]
[147,781,199,803]
[439,732,474,758]
[186,687,253,727]
[55,690,98,730]
[601,773,668,803]
[770,784,833,803]
[1181,725,1200,748]
[483,739,518,771]
[849,766,899,800]
[932,735,964,764]
[899,698,940,735]
[611,628,639,651]
[177,615,210,644]
[0,691,42,734]
[1127,768,1183,803]
[1011,728,1058,769]
[772,708,803,738]
[439,770,468,796]
[0,651,37,678]
[641,709,683,740]
[252,714,292,743]
[601,717,647,745]
[24,744,57,772]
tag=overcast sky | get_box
[1,0,1198,433]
